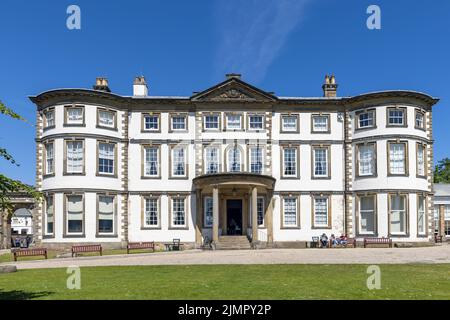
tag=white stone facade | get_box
[30,75,438,248]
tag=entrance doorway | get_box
[226,199,243,235]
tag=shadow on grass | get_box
[0,289,54,300]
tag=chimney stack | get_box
[133,76,148,96]
[93,77,111,92]
[322,74,338,97]
[226,73,241,80]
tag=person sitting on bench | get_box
[320,233,328,248]
[330,234,339,247]
[339,234,348,246]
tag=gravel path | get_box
[1,244,449,270]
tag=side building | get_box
[29,74,439,248]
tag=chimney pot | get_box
[93,77,111,92]
[322,74,338,98]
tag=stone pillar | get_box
[439,204,445,237]
[252,186,258,242]
[213,186,219,242]
[266,193,274,244]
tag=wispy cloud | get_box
[213,0,310,83]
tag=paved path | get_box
[1,244,449,270]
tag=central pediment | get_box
[191,77,277,102]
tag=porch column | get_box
[266,192,274,244]
[213,186,219,242]
[252,186,258,241]
[195,190,202,247]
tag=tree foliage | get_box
[0,100,42,212]
[434,158,450,183]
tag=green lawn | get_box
[0,264,449,300]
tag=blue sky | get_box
[0,0,449,185]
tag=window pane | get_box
[145,198,158,226]
[145,115,159,130]
[389,143,405,174]
[99,110,114,127]
[98,143,114,174]
[314,198,328,226]
[282,116,297,131]
[172,116,186,130]
[417,145,425,176]
[418,195,426,234]
[204,197,213,227]
[98,196,114,233]
[313,116,328,132]
[284,198,297,226]
[390,195,406,233]
[67,195,83,233]
[45,110,55,127]
[46,143,54,175]
[67,108,83,124]
[46,196,54,234]
[314,148,328,176]
[359,111,374,128]
[250,147,263,174]
[359,145,374,176]
[204,115,219,129]
[283,148,297,176]
[249,115,263,129]
[389,109,404,125]
[205,147,219,174]
[227,115,241,129]
[172,147,186,176]
[360,196,375,233]
[172,198,185,226]
[228,147,241,172]
[257,198,264,226]
[67,141,83,173]
[416,112,424,128]
[145,147,159,176]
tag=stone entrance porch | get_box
[193,173,276,247]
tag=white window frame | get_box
[313,147,329,178]
[357,110,375,129]
[313,196,329,228]
[388,142,407,175]
[143,114,160,131]
[417,194,426,236]
[170,114,187,131]
[389,194,407,235]
[226,114,242,130]
[45,142,54,175]
[144,146,160,177]
[283,197,298,227]
[248,114,264,130]
[144,197,160,228]
[65,106,84,125]
[204,146,219,174]
[281,114,299,133]
[282,147,298,178]
[171,197,187,228]
[98,142,115,175]
[249,146,263,174]
[203,114,220,131]
[387,108,406,127]
[312,114,330,133]
[66,140,84,174]
[44,194,54,236]
[171,146,187,178]
[98,109,116,129]
[358,195,376,235]
[98,195,115,235]
[416,143,426,177]
[227,146,242,173]
[204,197,213,228]
[44,109,55,128]
[357,144,376,177]
[65,194,84,235]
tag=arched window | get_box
[227,146,241,172]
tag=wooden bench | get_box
[435,235,443,243]
[127,242,155,254]
[13,248,47,261]
[310,236,320,248]
[364,237,392,248]
[71,244,102,257]
[329,238,357,248]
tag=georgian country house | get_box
[28,74,439,249]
